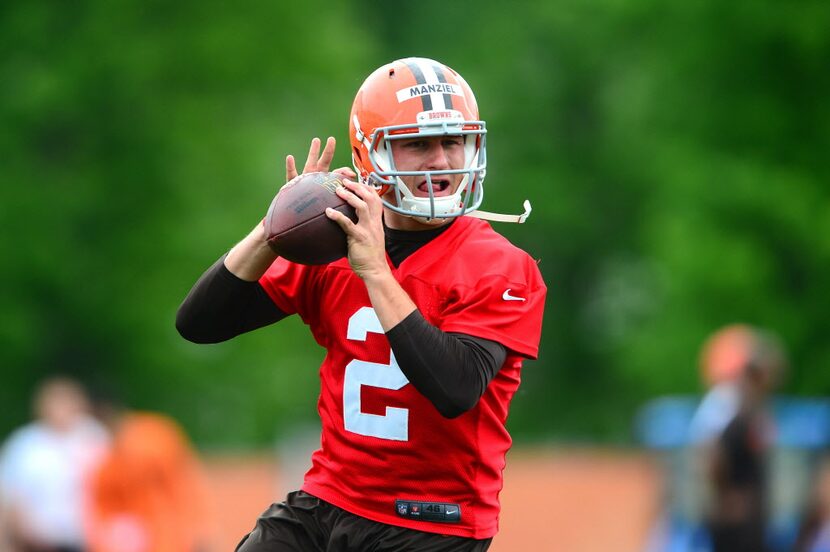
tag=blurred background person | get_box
[0,376,110,552]
[691,324,787,552]
[641,324,830,552]
[84,407,215,552]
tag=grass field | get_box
[203,447,662,552]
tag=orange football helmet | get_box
[349,57,486,220]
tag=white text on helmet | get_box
[396,83,463,103]
[416,110,464,124]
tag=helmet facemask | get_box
[354,113,487,221]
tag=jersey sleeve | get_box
[258,258,320,327]
[440,254,546,359]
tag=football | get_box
[264,172,358,265]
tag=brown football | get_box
[264,172,358,265]
[265,172,357,265]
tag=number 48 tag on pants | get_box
[395,500,461,523]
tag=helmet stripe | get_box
[404,60,433,111]
[430,62,454,110]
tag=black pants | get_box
[235,491,492,552]
[708,520,768,552]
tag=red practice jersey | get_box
[259,216,546,539]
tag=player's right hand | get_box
[284,137,356,185]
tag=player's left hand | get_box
[326,180,388,281]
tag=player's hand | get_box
[326,180,388,282]
[270,136,357,238]
[285,137,356,183]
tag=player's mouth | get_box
[416,179,451,197]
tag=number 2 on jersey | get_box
[343,307,410,441]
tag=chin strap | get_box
[466,200,532,224]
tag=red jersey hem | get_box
[301,482,498,540]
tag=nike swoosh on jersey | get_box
[502,289,526,301]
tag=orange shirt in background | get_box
[86,412,214,552]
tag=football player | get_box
[177,57,547,551]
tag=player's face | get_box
[389,135,466,199]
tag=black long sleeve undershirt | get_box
[176,241,507,417]
[175,255,286,343]
[386,311,506,418]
